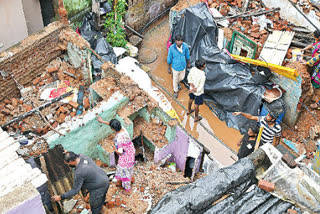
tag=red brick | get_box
[251,26,260,32]
[108,201,115,209]
[287,209,298,214]
[1,108,11,115]
[85,203,91,210]
[83,97,90,109]
[52,122,58,128]
[242,20,252,26]
[95,160,103,167]
[250,32,260,39]
[282,154,297,168]
[56,113,66,123]
[258,180,275,192]
[161,126,167,135]
[4,98,11,104]
[68,101,79,109]
[11,98,18,107]
[115,198,121,207]
[59,106,68,113]
[25,105,33,112]
[56,108,61,115]
[140,186,144,192]
[6,104,14,111]
[39,80,45,86]
[260,29,268,35]
[46,66,59,73]
[33,77,41,85]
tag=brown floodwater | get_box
[140,15,242,165]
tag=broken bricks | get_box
[258,179,275,192]
[68,101,79,109]
[281,154,297,168]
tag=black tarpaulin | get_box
[80,12,117,76]
[150,158,256,214]
[151,157,301,214]
[171,3,265,132]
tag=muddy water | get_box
[140,16,242,165]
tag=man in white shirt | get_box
[187,59,206,122]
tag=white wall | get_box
[22,0,44,35]
[0,0,29,52]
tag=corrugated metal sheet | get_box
[0,128,47,213]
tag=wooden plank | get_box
[259,31,295,65]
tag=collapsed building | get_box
[1,0,320,213]
[0,14,216,213]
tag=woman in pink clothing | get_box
[97,117,135,192]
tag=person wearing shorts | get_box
[187,59,206,122]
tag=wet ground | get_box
[140,15,242,166]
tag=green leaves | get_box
[104,0,127,48]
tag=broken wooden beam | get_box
[1,91,73,128]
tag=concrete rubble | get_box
[1,0,320,213]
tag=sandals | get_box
[195,116,203,122]
[187,109,195,115]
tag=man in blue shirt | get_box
[167,35,191,98]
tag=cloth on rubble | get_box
[114,128,135,191]
[60,154,109,214]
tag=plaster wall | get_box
[22,0,44,35]
[0,0,28,52]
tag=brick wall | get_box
[0,22,67,102]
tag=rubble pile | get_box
[208,0,293,56]
[0,28,93,135]
[290,0,320,16]
[99,133,117,154]
[133,116,169,148]
[16,138,49,159]
[0,57,91,135]
[66,160,198,214]
[91,75,159,119]
[286,62,313,104]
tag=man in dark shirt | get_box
[237,124,259,159]
[51,151,109,214]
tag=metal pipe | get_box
[140,7,173,34]
[125,24,144,38]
